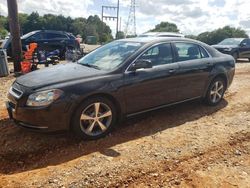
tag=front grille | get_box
[9,86,23,99]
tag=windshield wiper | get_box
[79,63,101,70]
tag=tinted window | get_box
[78,41,143,71]
[46,33,67,39]
[29,32,44,40]
[175,43,202,61]
[139,43,173,66]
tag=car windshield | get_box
[218,38,243,45]
[21,31,38,39]
[77,41,143,71]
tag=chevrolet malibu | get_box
[6,37,235,140]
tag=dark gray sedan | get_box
[6,37,235,140]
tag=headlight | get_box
[26,89,63,107]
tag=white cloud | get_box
[1,0,250,36]
[0,0,94,17]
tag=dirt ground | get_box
[0,60,249,188]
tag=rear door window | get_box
[175,43,203,62]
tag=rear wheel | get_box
[71,97,117,140]
[205,78,226,106]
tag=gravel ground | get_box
[0,60,249,188]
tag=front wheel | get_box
[205,78,226,106]
[71,97,117,140]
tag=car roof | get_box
[139,32,185,37]
[24,30,72,35]
[118,37,199,44]
[118,37,221,58]
[223,38,246,41]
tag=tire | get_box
[71,97,117,140]
[232,52,238,61]
[205,77,226,106]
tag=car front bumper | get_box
[6,98,73,132]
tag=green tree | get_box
[0,15,8,39]
[0,12,113,43]
[18,13,28,35]
[116,31,125,39]
[197,26,249,45]
[150,22,179,32]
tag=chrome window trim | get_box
[125,41,212,73]
[173,41,212,58]
[125,41,173,73]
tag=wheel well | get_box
[213,74,228,89]
[85,93,122,115]
[70,93,122,129]
[203,73,228,98]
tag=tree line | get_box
[0,13,249,45]
[0,12,113,43]
[149,22,249,45]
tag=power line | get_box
[125,0,136,37]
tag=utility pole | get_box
[7,0,22,72]
[101,0,120,39]
[116,0,120,39]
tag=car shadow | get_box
[0,99,228,174]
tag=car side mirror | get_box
[129,59,152,71]
[240,42,247,47]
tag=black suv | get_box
[212,38,250,61]
[1,30,80,58]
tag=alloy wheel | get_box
[210,81,224,103]
[79,102,112,136]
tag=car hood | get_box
[16,63,106,89]
[212,44,238,49]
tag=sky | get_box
[0,0,250,36]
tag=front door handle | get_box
[168,69,176,73]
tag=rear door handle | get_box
[43,42,48,44]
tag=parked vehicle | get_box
[37,49,60,67]
[6,37,235,140]
[212,38,250,61]
[1,30,80,59]
[138,32,185,38]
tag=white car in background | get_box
[138,32,185,38]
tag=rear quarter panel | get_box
[203,55,235,97]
